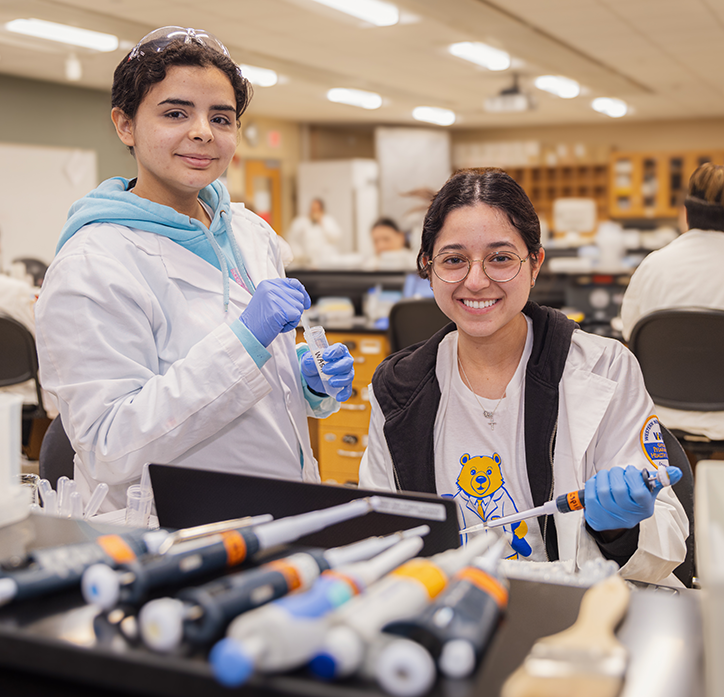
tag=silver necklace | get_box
[457,356,505,431]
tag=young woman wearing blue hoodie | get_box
[35,27,354,512]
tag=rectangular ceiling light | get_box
[535,75,580,99]
[5,18,119,52]
[449,41,510,71]
[327,88,382,109]
[310,0,399,26]
[240,64,278,87]
[413,106,456,126]
[592,97,628,118]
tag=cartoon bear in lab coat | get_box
[452,452,532,558]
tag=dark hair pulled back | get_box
[417,167,541,279]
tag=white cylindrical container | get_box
[0,394,31,526]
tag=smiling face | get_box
[111,65,238,211]
[426,203,544,343]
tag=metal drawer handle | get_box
[337,449,363,458]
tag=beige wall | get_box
[229,116,302,235]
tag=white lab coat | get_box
[286,214,342,267]
[360,328,689,585]
[621,228,724,439]
[36,204,324,512]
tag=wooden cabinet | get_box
[506,164,608,226]
[609,150,724,219]
[308,330,389,485]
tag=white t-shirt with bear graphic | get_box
[434,317,547,561]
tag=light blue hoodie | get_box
[57,177,255,310]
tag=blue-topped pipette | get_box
[141,526,430,655]
[460,467,679,535]
[208,529,428,687]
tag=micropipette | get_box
[378,537,509,696]
[460,467,674,535]
[140,526,429,654]
[307,532,496,681]
[82,498,375,611]
[208,531,427,687]
[300,314,341,399]
[0,528,170,606]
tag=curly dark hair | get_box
[111,39,252,126]
[417,167,542,279]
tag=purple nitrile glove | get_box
[240,278,311,348]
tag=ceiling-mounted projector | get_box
[484,75,533,113]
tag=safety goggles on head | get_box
[129,26,234,63]
[428,250,529,284]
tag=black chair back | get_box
[387,297,451,354]
[659,424,696,587]
[39,416,75,488]
[628,308,724,411]
[0,314,46,419]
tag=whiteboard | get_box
[0,143,98,269]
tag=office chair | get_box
[628,307,724,461]
[387,297,451,354]
[0,314,47,424]
[12,257,48,287]
[38,416,75,488]
[660,424,696,588]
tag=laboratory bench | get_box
[0,513,705,697]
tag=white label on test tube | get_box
[301,317,341,399]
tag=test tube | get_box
[56,476,70,514]
[42,489,57,516]
[38,479,54,508]
[69,491,84,519]
[300,315,341,399]
[125,484,153,528]
[83,483,109,520]
[59,480,77,518]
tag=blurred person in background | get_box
[621,162,724,440]
[364,217,417,270]
[287,197,342,267]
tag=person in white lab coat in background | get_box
[287,198,342,267]
[35,26,354,512]
[621,162,724,440]
[359,167,688,585]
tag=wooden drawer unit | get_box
[302,329,389,483]
[326,332,389,386]
[324,384,371,429]
[317,425,368,484]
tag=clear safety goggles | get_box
[129,26,233,62]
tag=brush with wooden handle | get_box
[501,573,630,697]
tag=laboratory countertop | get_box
[0,513,704,697]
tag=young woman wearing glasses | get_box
[359,167,688,585]
[35,27,354,512]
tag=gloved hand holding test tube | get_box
[299,314,355,402]
[460,465,682,535]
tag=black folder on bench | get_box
[149,464,460,556]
